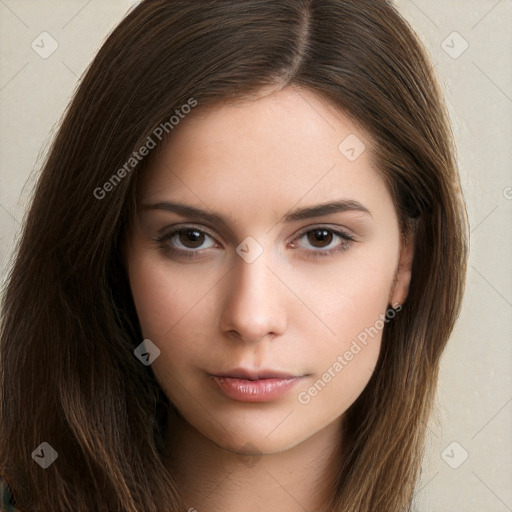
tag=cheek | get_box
[289,250,396,410]
[127,248,224,390]
[127,247,218,340]
[283,246,397,352]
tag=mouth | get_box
[210,368,301,380]
[208,368,308,402]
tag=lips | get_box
[208,368,306,402]
[210,368,299,380]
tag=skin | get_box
[126,84,414,511]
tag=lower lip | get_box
[210,375,302,402]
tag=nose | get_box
[218,249,287,344]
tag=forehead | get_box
[139,86,391,221]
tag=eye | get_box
[172,228,215,249]
[154,226,218,257]
[290,227,355,257]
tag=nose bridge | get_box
[219,246,286,342]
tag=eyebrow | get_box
[141,199,372,226]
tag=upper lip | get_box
[209,368,300,380]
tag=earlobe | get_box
[389,228,415,307]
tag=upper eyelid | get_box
[157,223,217,238]
[293,224,355,238]
[158,222,353,235]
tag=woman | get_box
[0,0,468,510]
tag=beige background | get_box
[1,1,511,510]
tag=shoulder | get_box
[0,477,22,512]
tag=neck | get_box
[163,412,342,512]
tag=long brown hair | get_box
[0,1,468,510]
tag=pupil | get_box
[308,229,332,247]
[179,229,204,248]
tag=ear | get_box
[389,226,415,307]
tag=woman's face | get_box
[126,85,412,454]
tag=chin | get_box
[192,410,326,455]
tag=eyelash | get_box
[153,224,356,260]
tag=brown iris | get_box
[307,229,333,248]
[178,229,205,248]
